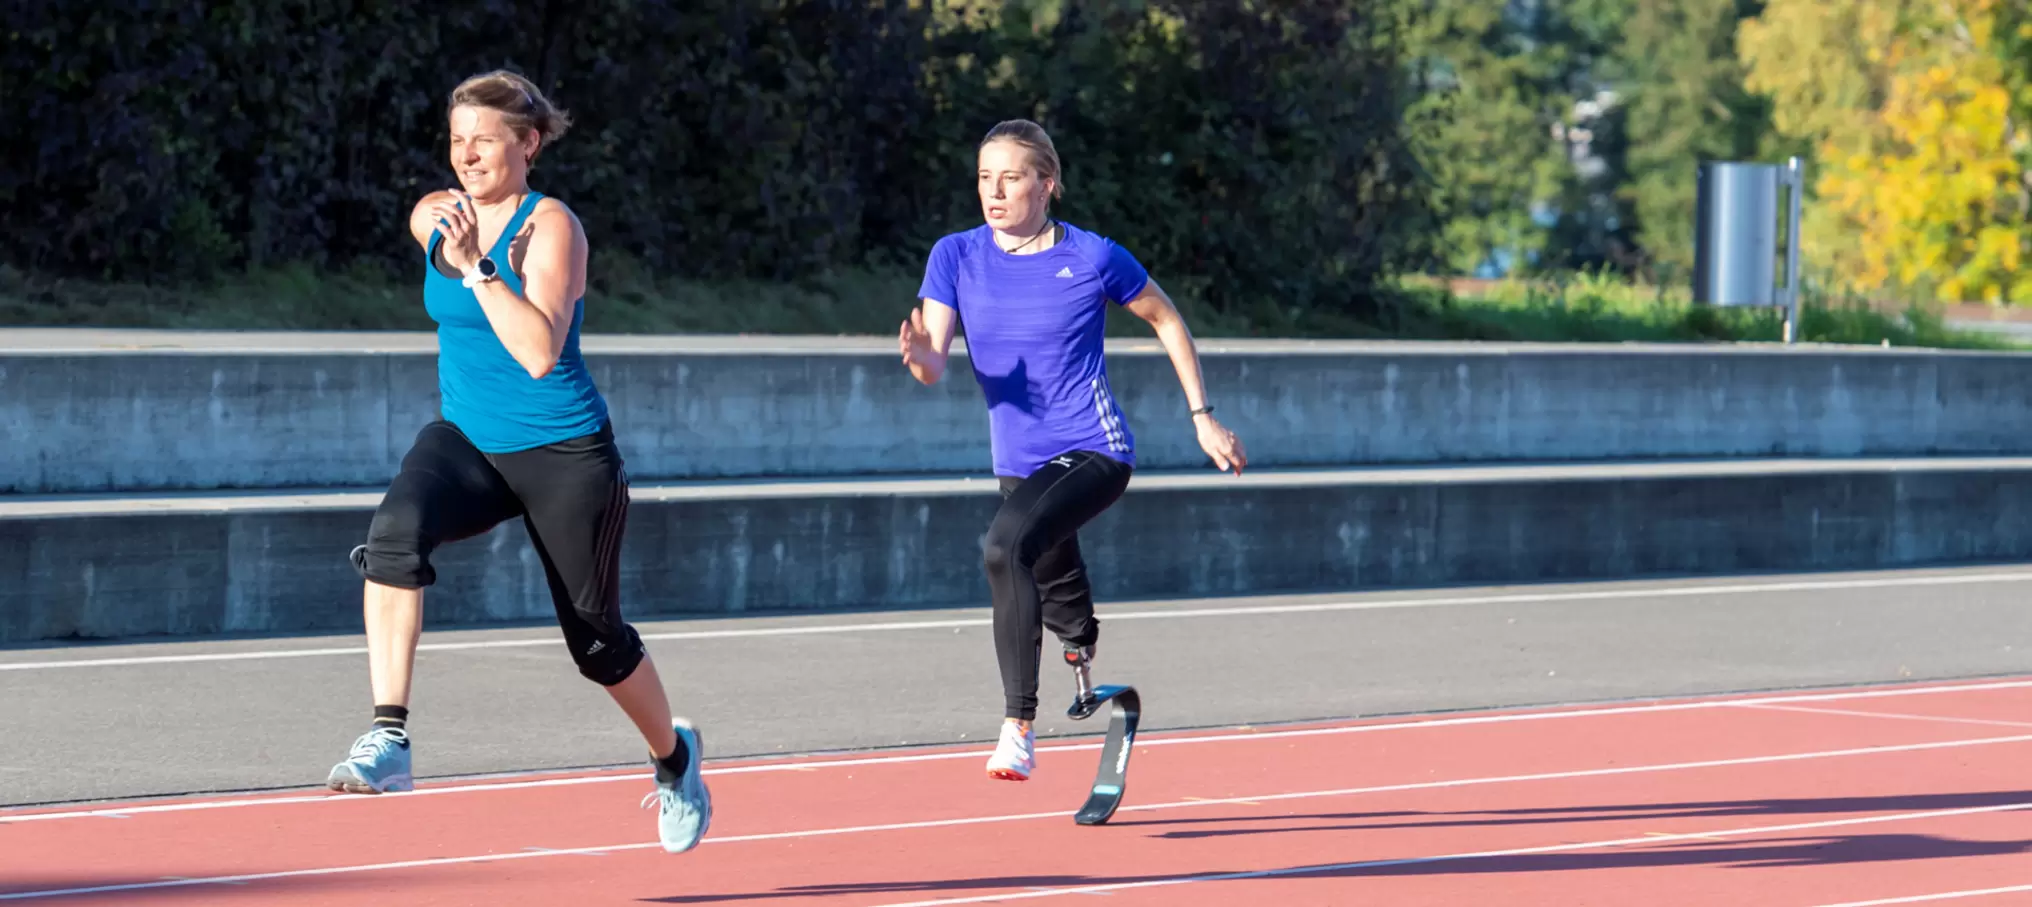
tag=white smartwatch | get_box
[462,256,499,288]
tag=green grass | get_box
[1391,270,2025,350]
[1,260,2020,351]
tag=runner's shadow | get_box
[1118,791,2032,839]
[641,876,1096,903]
[1335,832,2032,876]
[642,833,2032,902]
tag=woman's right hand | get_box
[427,191,483,275]
[899,307,944,384]
[899,308,931,363]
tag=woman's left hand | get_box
[428,190,484,275]
[1195,414,1247,475]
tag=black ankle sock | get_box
[373,705,408,731]
[654,735,691,777]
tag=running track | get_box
[6,678,2032,904]
[7,568,2032,903]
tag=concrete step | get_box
[8,330,2032,494]
[8,457,2032,644]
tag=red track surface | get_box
[8,678,2032,906]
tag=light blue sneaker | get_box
[326,726,414,794]
[642,718,711,853]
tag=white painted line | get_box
[0,645,371,671]
[158,876,246,886]
[1807,884,2032,907]
[1737,702,2032,730]
[863,801,2032,907]
[1643,830,1727,841]
[10,570,2032,672]
[1093,733,2032,817]
[520,845,608,857]
[7,738,2029,902]
[0,807,1077,901]
[9,676,2032,824]
[0,843,660,900]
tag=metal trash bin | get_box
[1693,157,1804,342]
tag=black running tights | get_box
[984,450,1134,721]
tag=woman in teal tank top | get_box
[326,70,711,856]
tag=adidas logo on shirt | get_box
[1055,267,1074,278]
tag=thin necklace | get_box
[1003,219,1054,254]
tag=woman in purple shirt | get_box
[899,119,1248,782]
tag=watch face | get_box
[478,258,498,277]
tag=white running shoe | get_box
[985,720,1035,781]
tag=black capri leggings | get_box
[984,449,1134,721]
[351,420,646,686]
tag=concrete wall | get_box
[7,337,2032,493]
[9,461,2031,643]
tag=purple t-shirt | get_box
[918,223,1150,478]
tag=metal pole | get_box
[1782,156,1804,344]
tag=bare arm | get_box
[1120,279,1247,474]
[1121,279,1210,411]
[408,190,459,252]
[424,191,585,379]
[470,203,585,379]
[900,299,960,385]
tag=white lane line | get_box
[7,735,2030,902]
[1807,884,2032,907]
[10,570,2032,672]
[1736,702,2032,730]
[9,676,2032,824]
[862,801,2032,907]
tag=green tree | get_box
[1610,0,1774,283]
[1408,1,1573,276]
[0,0,1439,322]
[1409,0,1632,277]
[1740,0,2031,302]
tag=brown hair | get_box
[447,70,572,163]
[980,119,1063,199]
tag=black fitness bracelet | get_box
[1190,405,1214,417]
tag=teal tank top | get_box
[423,191,609,454]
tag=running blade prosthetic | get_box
[1065,643,1100,719]
[1059,641,1139,825]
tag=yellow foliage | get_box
[1740,0,2031,303]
